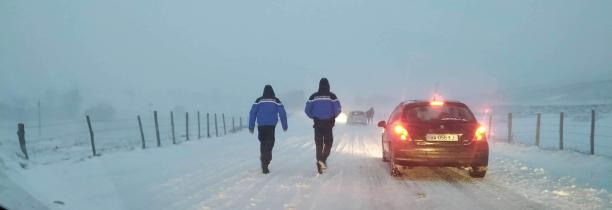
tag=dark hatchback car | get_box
[347,111,368,125]
[377,100,489,178]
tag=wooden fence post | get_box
[154,111,160,147]
[223,113,227,135]
[171,111,176,144]
[138,115,145,149]
[17,123,28,160]
[215,113,219,137]
[559,112,564,150]
[186,112,190,141]
[232,117,235,133]
[207,113,211,138]
[536,113,541,147]
[590,110,595,155]
[86,115,97,156]
[198,111,201,139]
[508,113,513,143]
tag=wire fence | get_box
[482,109,612,157]
[0,111,246,164]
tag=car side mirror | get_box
[377,121,386,128]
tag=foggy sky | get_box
[1,0,611,119]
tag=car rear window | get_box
[403,104,476,123]
[351,111,365,116]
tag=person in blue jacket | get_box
[249,85,288,174]
[304,78,341,174]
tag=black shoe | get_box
[316,162,323,174]
[262,164,270,174]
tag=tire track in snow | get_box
[346,126,546,210]
[195,133,317,209]
[296,128,394,210]
[353,131,405,210]
[137,134,309,209]
[142,140,260,209]
[218,137,318,210]
[296,130,356,210]
[389,156,547,209]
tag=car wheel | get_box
[469,165,487,178]
[390,161,401,177]
[389,151,401,177]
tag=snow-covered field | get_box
[1,116,611,210]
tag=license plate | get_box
[426,134,459,142]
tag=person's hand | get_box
[249,129,254,134]
[283,128,288,132]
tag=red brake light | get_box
[393,124,410,141]
[474,125,487,141]
[430,101,444,106]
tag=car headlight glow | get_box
[336,112,348,124]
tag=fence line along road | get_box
[10,111,246,163]
[488,109,610,157]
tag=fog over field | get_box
[3,1,612,210]
[1,0,611,120]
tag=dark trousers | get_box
[314,126,333,162]
[258,126,276,165]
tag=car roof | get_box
[397,100,467,108]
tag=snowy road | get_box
[4,119,611,210]
[193,127,543,210]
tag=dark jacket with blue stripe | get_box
[304,78,342,127]
[249,86,288,130]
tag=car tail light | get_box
[474,125,487,141]
[393,124,410,141]
[430,101,444,106]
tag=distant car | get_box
[347,111,368,125]
[377,100,489,178]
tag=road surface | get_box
[6,120,610,210]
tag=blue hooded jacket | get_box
[304,78,342,124]
[249,85,288,130]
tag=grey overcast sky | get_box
[1,0,611,116]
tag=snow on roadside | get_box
[488,142,612,209]
[0,168,51,210]
[0,140,50,210]
[491,142,612,191]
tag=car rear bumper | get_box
[392,141,489,167]
[347,119,367,124]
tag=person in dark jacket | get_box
[249,85,288,174]
[304,78,341,174]
[366,107,375,125]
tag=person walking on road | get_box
[249,85,288,174]
[366,107,375,125]
[304,78,342,174]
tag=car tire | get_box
[390,162,401,177]
[389,151,401,177]
[469,165,487,178]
